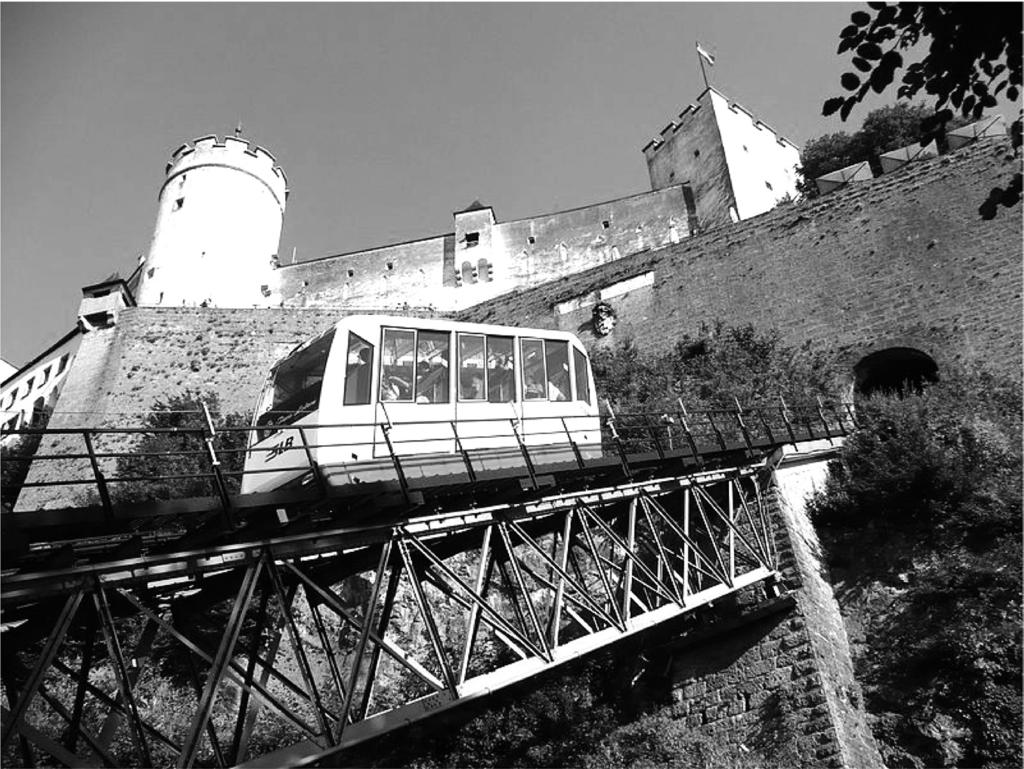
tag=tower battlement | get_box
[136,132,288,308]
[641,87,801,225]
[642,91,798,161]
[163,134,289,205]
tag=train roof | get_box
[333,314,585,343]
[271,314,587,373]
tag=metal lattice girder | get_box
[1,464,781,768]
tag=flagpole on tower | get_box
[696,41,715,89]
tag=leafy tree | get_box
[797,131,865,197]
[112,390,250,503]
[797,102,966,196]
[824,3,1022,218]
[809,369,1022,767]
[590,321,843,412]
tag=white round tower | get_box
[135,132,288,307]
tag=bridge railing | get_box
[1,402,856,521]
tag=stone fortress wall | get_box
[461,138,1022,384]
[277,186,693,312]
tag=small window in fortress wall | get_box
[527,236,536,245]
[602,220,610,229]
[57,354,69,374]
[347,269,355,278]
[693,149,700,158]
[173,197,185,211]
[386,262,394,271]
[465,232,480,248]
[765,181,773,191]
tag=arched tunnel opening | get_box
[854,347,939,398]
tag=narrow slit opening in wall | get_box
[347,269,355,278]
[602,220,610,229]
[173,197,184,211]
[387,262,394,271]
[527,236,535,245]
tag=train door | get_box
[316,329,378,472]
[454,333,520,468]
[374,326,455,460]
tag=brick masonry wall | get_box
[642,446,880,768]
[461,139,1023,381]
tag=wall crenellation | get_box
[164,134,288,198]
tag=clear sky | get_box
[0,2,994,366]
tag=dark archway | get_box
[854,347,939,398]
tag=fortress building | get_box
[115,86,800,320]
[3,83,1018,444]
[276,86,801,313]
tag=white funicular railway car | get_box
[241,316,601,495]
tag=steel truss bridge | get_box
[1,403,854,768]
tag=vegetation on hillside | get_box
[809,369,1023,768]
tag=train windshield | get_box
[255,329,336,438]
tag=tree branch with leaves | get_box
[824,3,1022,218]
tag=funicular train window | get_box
[545,340,570,402]
[416,331,450,404]
[343,332,374,406]
[521,339,547,400]
[573,346,592,405]
[486,336,514,402]
[381,328,451,403]
[255,328,336,437]
[381,329,416,402]
[458,334,515,402]
[459,335,486,400]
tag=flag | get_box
[696,42,715,66]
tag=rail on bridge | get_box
[1,402,854,768]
